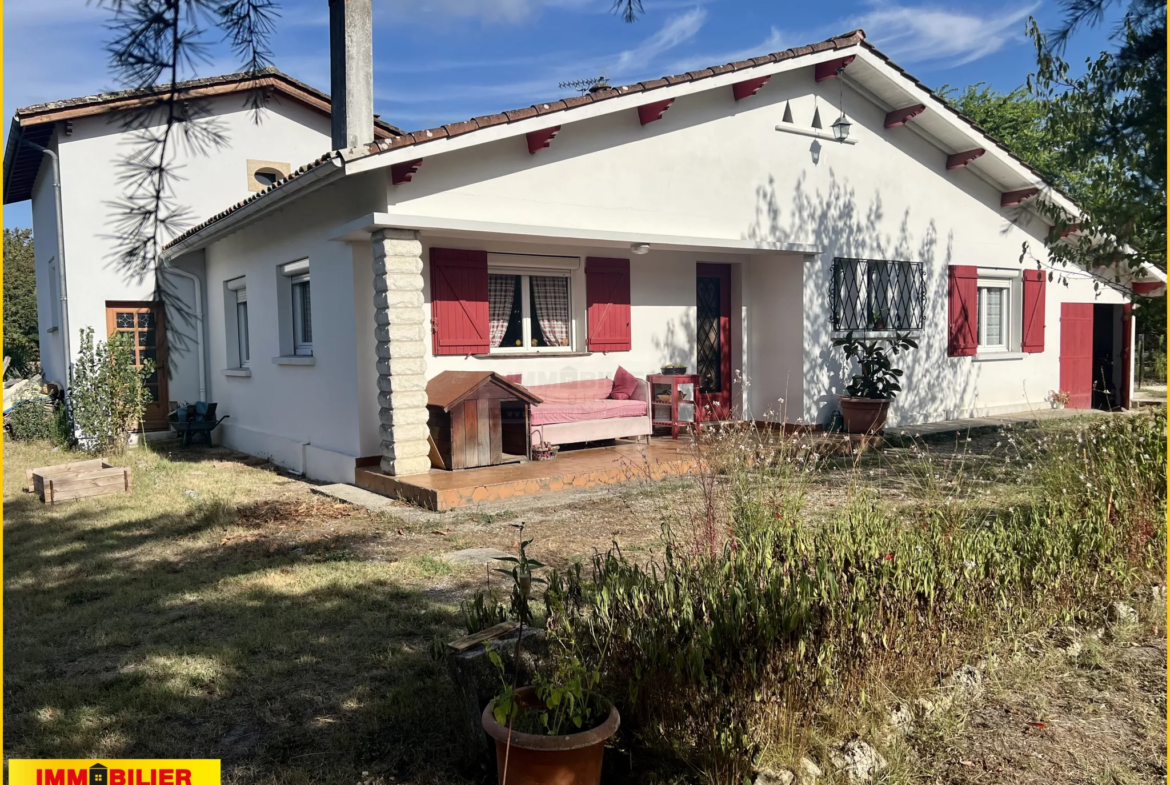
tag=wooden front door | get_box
[696,263,732,419]
[1059,302,1093,410]
[106,301,169,430]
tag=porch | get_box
[354,437,697,511]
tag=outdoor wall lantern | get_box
[831,113,852,142]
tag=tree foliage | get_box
[4,228,39,377]
[941,2,1165,336]
[1028,0,1166,335]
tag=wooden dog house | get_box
[426,371,542,470]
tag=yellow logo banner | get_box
[8,760,221,785]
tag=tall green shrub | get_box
[70,327,154,455]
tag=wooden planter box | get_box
[27,459,132,504]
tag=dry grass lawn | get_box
[4,415,1163,784]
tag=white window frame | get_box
[46,256,60,331]
[291,275,312,356]
[279,259,313,357]
[487,266,574,354]
[236,289,250,367]
[225,276,249,368]
[976,279,1012,352]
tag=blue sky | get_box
[3,0,1123,229]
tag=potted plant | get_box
[831,331,918,434]
[661,363,688,375]
[1046,389,1071,410]
[482,530,620,785]
[532,440,559,461]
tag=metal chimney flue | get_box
[329,0,374,151]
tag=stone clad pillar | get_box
[372,228,431,476]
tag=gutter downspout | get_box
[164,264,207,402]
[18,132,71,384]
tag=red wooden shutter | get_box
[585,257,631,352]
[1059,303,1093,409]
[430,247,489,355]
[947,265,978,357]
[1021,269,1046,353]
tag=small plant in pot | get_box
[482,528,619,785]
[831,330,917,434]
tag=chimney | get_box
[329,0,374,151]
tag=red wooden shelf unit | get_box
[647,373,701,440]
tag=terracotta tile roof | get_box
[4,66,404,205]
[12,66,403,137]
[166,29,866,250]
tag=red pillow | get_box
[609,366,639,400]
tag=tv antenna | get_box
[559,75,610,94]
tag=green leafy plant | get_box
[486,523,612,762]
[5,397,55,441]
[460,590,509,635]
[486,642,607,737]
[832,330,917,399]
[70,327,155,455]
[494,528,547,626]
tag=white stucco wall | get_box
[188,57,1136,481]
[197,171,385,480]
[44,96,332,404]
[368,64,1131,427]
[31,151,67,385]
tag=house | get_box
[2,67,402,428]
[17,1,1168,486]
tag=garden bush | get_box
[543,411,1167,783]
[6,399,56,442]
[70,327,154,455]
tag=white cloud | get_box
[378,8,707,109]
[662,25,789,73]
[844,1,1041,67]
[611,7,707,75]
[376,0,546,24]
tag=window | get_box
[977,280,1011,351]
[292,277,312,354]
[279,259,312,356]
[254,169,280,188]
[46,257,60,331]
[236,289,251,365]
[488,271,571,352]
[247,159,290,192]
[225,277,250,368]
[831,257,925,332]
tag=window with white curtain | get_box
[488,271,571,352]
[977,280,1011,351]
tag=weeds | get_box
[546,411,1166,783]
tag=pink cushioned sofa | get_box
[518,377,652,447]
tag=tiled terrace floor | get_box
[355,438,697,511]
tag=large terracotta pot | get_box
[482,686,620,785]
[839,397,891,434]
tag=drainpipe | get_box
[164,264,207,402]
[17,132,71,384]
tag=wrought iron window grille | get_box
[830,257,925,332]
